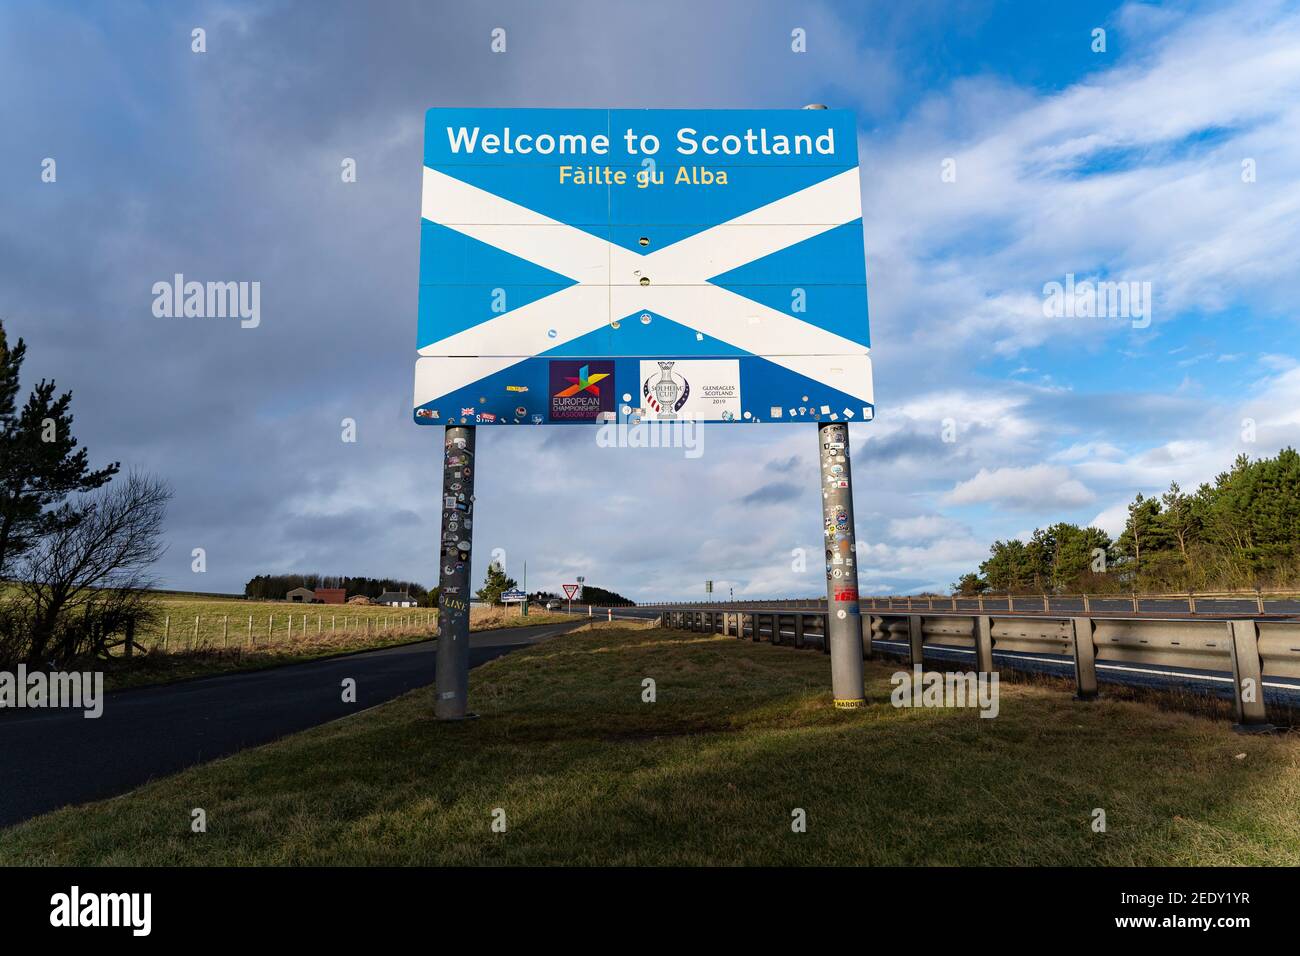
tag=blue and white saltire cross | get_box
[414,108,873,426]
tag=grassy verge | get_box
[98,608,578,691]
[4,622,1297,865]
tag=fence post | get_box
[1071,617,1099,701]
[974,615,994,674]
[1227,620,1274,733]
[1042,594,1049,612]
[125,620,135,658]
[908,614,924,667]
[223,615,228,648]
[248,614,253,647]
[163,615,170,650]
[1131,593,1139,613]
[1083,594,1091,613]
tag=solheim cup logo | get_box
[644,361,689,418]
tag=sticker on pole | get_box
[413,108,873,425]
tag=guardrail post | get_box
[1227,620,1275,733]
[737,611,748,640]
[1071,617,1099,701]
[794,612,804,648]
[973,615,993,674]
[861,614,875,659]
[753,612,763,642]
[908,615,924,667]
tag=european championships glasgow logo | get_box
[549,361,614,421]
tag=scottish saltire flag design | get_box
[414,108,873,425]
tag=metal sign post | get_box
[434,425,476,720]
[820,420,866,708]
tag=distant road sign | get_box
[563,584,580,600]
[414,108,873,426]
[501,589,526,603]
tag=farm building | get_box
[376,591,416,607]
[285,587,316,603]
[314,588,347,604]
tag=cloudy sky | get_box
[3,0,1299,600]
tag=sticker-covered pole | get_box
[819,420,866,708]
[435,424,476,720]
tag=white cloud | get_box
[945,464,1095,510]
[886,514,966,542]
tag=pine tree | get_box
[0,322,119,576]
[475,561,517,605]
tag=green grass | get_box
[98,598,577,691]
[3,622,1298,865]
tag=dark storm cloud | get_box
[740,481,802,506]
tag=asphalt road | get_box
[0,622,580,830]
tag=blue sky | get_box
[2,0,1298,600]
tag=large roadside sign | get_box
[414,108,873,426]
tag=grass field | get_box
[4,621,1298,865]
[99,594,575,690]
[135,594,435,652]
